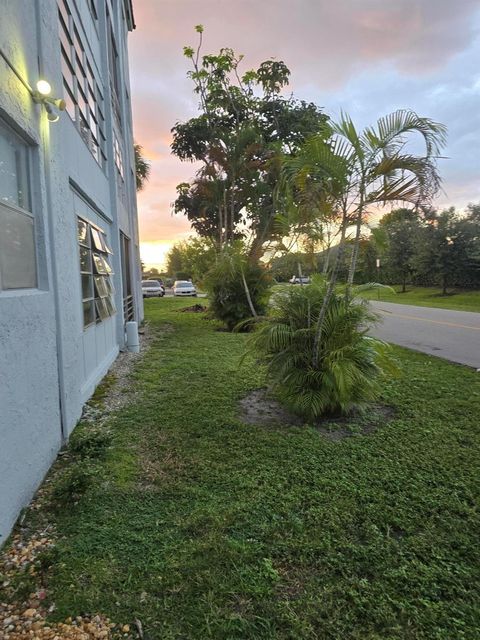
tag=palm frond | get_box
[365,109,447,157]
[331,112,366,163]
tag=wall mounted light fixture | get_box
[36,79,52,96]
[32,79,66,122]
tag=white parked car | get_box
[141,280,165,298]
[289,275,310,285]
[173,280,197,297]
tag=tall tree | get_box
[134,143,151,191]
[412,206,480,293]
[279,109,447,364]
[280,135,350,365]
[171,27,330,260]
[378,208,420,291]
[166,236,217,283]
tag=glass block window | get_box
[77,217,115,327]
[58,0,107,168]
[0,119,36,290]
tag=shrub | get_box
[250,278,393,419]
[205,246,272,331]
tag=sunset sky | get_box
[129,0,480,270]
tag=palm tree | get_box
[331,110,447,286]
[250,278,393,418]
[279,109,447,366]
[280,135,350,365]
[134,143,151,191]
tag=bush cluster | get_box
[250,279,394,419]
[205,250,271,331]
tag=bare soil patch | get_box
[239,388,394,440]
[240,389,303,427]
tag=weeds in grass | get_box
[51,464,98,507]
[68,427,113,460]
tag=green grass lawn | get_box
[359,285,480,312]
[15,298,480,639]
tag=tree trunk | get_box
[313,209,348,368]
[347,210,362,287]
[247,204,278,265]
[298,261,304,284]
[241,268,257,317]
[347,182,365,290]
[322,246,331,274]
[248,235,266,264]
[442,274,447,295]
[223,190,228,245]
[230,176,236,243]
[402,274,406,293]
[218,205,223,251]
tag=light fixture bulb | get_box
[47,111,60,123]
[36,80,52,96]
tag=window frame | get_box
[0,118,37,291]
[77,216,116,329]
[57,0,107,169]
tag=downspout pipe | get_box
[34,0,69,441]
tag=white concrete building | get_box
[0,0,143,543]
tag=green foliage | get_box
[281,110,447,293]
[377,208,420,290]
[165,236,216,283]
[35,298,480,639]
[51,464,97,506]
[172,28,329,258]
[68,427,112,460]
[269,252,314,282]
[251,278,393,418]
[134,143,151,191]
[369,204,480,291]
[411,206,480,292]
[205,246,272,330]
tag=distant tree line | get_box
[269,204,480,293]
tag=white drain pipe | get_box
[125,321,140,353]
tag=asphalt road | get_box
[369,300,480,369]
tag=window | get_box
[58,0,107,167]
[113,130,124,179]
[107,19,122,125]
[77,217,115,327]
[0,120,36,290]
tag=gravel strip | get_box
[0,324,157,639]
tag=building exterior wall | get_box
[0,0,142,543]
